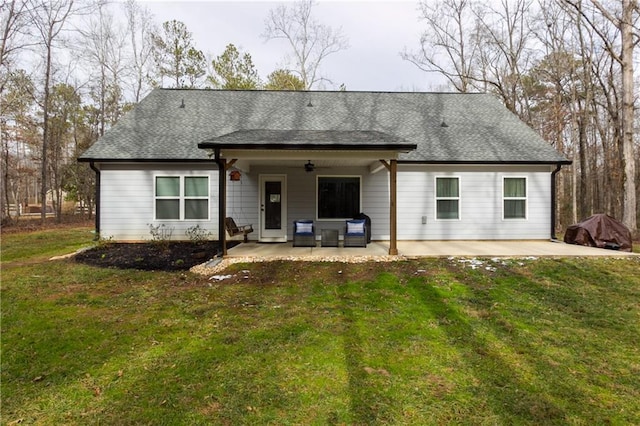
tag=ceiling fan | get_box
[285,160,329,172]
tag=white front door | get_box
[259,174,287,242]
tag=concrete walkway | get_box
[226,240,637,259]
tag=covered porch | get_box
[198,130,417,257]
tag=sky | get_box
[140,0,447,92]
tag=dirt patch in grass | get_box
[75,241,238,271]
[207,259,442,288]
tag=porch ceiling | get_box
[231,158,374,170]
[219,149,396,172]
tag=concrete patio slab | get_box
[397,240,637,257]
[226,240,637,259]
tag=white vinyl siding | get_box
[98,163,554,242]
[99,164,217,241]
[397,165,553,240]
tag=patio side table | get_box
[321,229,339,247]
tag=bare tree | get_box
[262,0,349,89]
[474,0,536,119]
[28,0,75,223]
[564,0,638,232]
[1,0,35,90]
[528,0,589,226]
[402,0,480,92]
[78,3,127,136]
[124,0,155,102]
[1,0,34,221]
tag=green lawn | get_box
[2,228,639,425]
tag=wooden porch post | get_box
[389,159,398,255]
[216,154,228,257]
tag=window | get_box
[436,177,460,219]
[317,176,360,219]
[155,176,209,220]
[503,177,527,219]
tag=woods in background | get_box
[404,0,639,232]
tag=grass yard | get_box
[2,227,639,425]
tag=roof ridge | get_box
[155,87,491,96]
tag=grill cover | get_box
[564,214,632,252]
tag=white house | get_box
[79,89,570,255]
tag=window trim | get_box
[154,175,210,221]
[316,175,362,221]
[502,176,528,220]
[435,176,461,221]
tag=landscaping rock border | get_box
[190,254,407,276]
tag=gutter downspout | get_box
[551,163,562,240]
[89,161,100,240]
[212,149,227,256]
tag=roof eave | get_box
[398,159,573,165]
[197,142,418,153]
[77,157,213,163]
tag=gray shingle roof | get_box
[202,129,415,150]
[79,89,570,164]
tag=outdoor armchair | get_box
[344,219,367,247]
[293,219,316,247]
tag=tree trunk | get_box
[572,160,578,224]
[578,116,589,219]
[41,37,52,225]
[2,127,12,223]
[620,0,636,232]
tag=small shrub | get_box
[185,225,212,243]
[148,223,174,242]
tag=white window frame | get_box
[502,176,527,220]
[435,176,461,221]
[154,175,210,221]
[316,175,362,221]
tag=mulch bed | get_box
[75,241,238,271]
